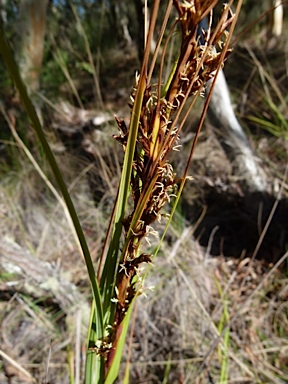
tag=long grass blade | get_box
[0,24,104,379]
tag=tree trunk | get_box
[133,0,156,64]
[17,0,48,94]
[109,0,133,47]
[133,0,145,62]
[0,0,7,24]
[207,69,267,192]
[0,237,90,322]
[272,0,283,36]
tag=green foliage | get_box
[41,49,67,95]
[248,97,288,141]
[0,60,12,94]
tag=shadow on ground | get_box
[183,189,288,263]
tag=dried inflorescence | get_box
[110,0,234,357]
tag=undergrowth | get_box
[0,1,288,384]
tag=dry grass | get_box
[0,148,287,383]
[126,231,288,383]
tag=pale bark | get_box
[272,0,283,36]
[17,0,49,94]
[0,237,90,322]
[109,0,133,46]
[0,0,7,24]
[207,69,267,192]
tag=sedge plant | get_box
[0,0,242,382]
